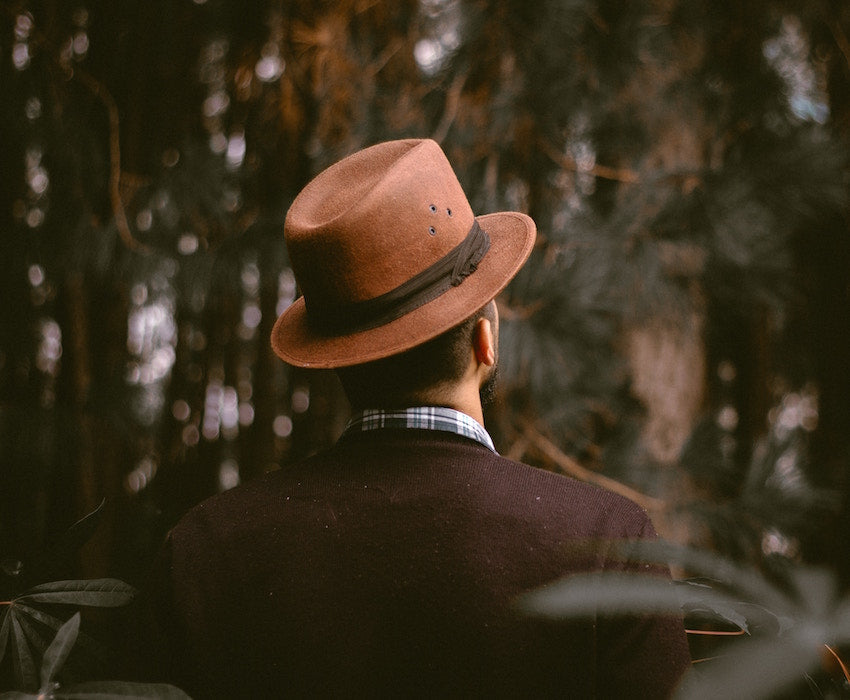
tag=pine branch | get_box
[540,139,640,184]
[432,69,469,144]
[521,422,666,513]
[72,69,151,254]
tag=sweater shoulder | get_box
[483,451,656,537]
[168,435,655,544]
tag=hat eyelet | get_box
[446,208,452,216]
[429,204,437,213]
[428,226,436,236]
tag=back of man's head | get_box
[336,303,494,410]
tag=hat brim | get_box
[271,211,536,368]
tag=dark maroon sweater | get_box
[146,429,690,698]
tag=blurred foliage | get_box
[521,541,850,698]
[1,0,850,689]
[0,580,137,691]
[0,612,189,698]
[0,502,139,691]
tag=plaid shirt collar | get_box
[342,406,496,453]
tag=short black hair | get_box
[336,303,495,410]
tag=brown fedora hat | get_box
[271,139,536,368]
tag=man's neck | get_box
[413,383,485,427]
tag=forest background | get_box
[1,0,850,694]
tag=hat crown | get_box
[285,139,475,320]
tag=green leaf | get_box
[676,580,749,633]
[9,609,38,691]
[518,571,692,618]
[55,681,192,699]
[733,601,794,635]
[675,633,823,700]
[12,603,65,633]
[13,607,51,652]
[616,540,797,618]
[0,607,11,667]
[40,612,80,690]
[836,598,850,638]
[12,608,51,678]
[15,579,138,608]
[15,604,108,666]
[787,567,836,618]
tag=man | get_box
[147,139,690,697]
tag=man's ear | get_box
[472,317,496,367]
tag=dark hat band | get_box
[307,221,491,336]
